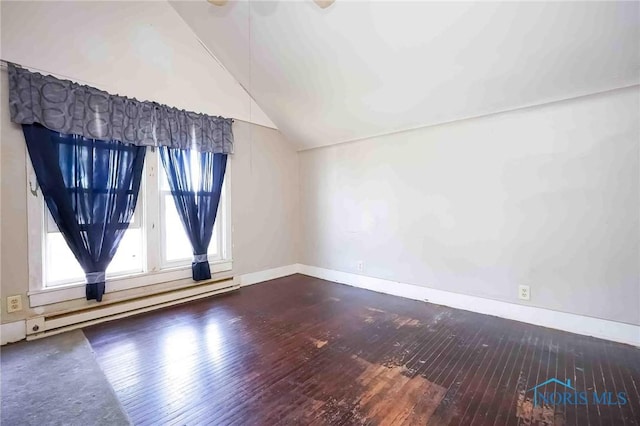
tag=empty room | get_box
[0,1,638,425]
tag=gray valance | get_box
[7,63,233,153]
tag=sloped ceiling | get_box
[1,0,275,128]
[171,0,639,150]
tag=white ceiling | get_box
[1,1,276,128]
[171,1,639,150]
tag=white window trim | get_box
[158,174,229,268]
[26,146,233,308]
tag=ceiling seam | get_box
[297,83,640,152]
[167,1,279,130]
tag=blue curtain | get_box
[22,124,146,301]
[160,147,227,281]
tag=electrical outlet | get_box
[518,285,530,301]
[356,261,365,273]
[7,295,22,313]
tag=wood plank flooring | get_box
[84,274,640,425]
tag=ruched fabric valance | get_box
[7,63,233,154]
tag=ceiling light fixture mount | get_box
[313,0,336,9]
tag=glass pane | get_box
[45,228,144,287]
[107,229,144,275]
[46,233,84,284]
[163,194,193,262]
[163,194,219,263]
[46,206,141,231]
[160,150,201,191]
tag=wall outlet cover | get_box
[7,295,23,313]
[518,285,530,301]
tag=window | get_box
[159,149,227,267]
[44,208,145,287]
[27,147,232,305]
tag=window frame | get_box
[43,169,147,287]
[157,151,230,269]
[26,146,233,307]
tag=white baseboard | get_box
[1,320,26,345]
[298,264,640,347]
[239,264,301,287]
[26,279,238,341]
[8,264,637,347]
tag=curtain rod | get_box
[1,59,243,124]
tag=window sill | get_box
[28,260,233,307]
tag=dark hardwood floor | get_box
[84,274,640,426]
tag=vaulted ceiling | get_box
[171,1,639,150]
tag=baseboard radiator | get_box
[26,278,239,340]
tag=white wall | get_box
[299,87,640,326]
[1,0,637,333]
[0,0,274,128]
[231,121,299,278]
[0,1,299,324]
[0,69,298,324]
